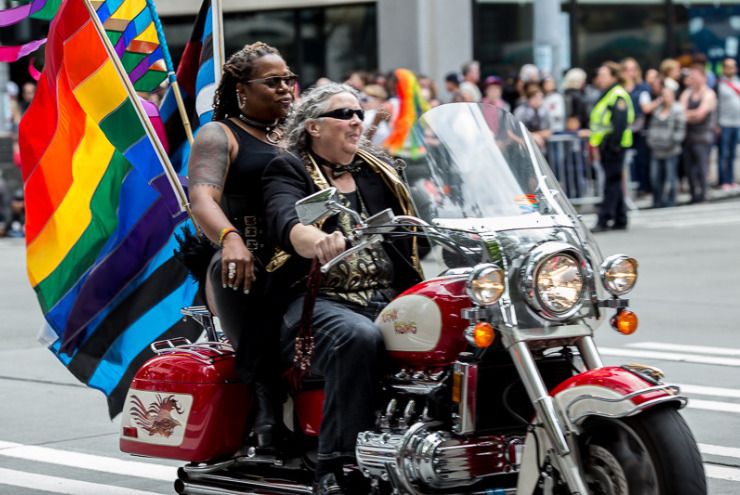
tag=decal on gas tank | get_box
[120,390,193,446]
[376,294,441,351]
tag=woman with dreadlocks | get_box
[188,42,296,450]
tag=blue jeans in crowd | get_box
[650,156,678,208]
[281,295,388,463]
[719,126,739,186]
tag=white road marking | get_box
[687,399,740,414]
[0,467,165,495]
[629,342,740,357]
[0,441,176,481]
[700,443,740,460]
[704,464,740,482]
[678,384,740,400]
[600,347,740,367]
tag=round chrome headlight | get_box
[466,263,505,306]
[521,242,586,321]
[535,253,584,316]
[600,255,638,296]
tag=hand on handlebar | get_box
[313,231,348,265]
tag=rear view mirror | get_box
[295,187,340,225]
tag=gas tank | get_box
[376,275,470,366]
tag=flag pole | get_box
[144,0,194,145]
[82,0,200,232]
[211,0,224,86]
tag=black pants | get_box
[683,141,711,203]
[597,147,628,228]
[207,251,280,385]
[281,296,387,461]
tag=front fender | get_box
[551,366,687,426]
[516,366,687,495]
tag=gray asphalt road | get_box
[0,199,738,494]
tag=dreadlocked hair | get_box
[212,41,280,121]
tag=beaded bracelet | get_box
[218,227,239,246]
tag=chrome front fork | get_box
[508,340,590,494]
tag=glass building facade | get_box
[162,3,377,89]
[474,0,740,79]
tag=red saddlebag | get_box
[119,341,250,462]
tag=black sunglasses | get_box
[246,74,298,89]
[317,108,365,121]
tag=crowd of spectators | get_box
[0,80,32,238]
[3,54,738,239]
[326,55,739,209]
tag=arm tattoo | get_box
[189,123,230,189]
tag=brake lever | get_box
[320,234,384,274]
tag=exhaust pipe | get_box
[175,475,312,495]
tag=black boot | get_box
[251,380,278,449]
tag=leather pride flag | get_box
[18,0,201,418]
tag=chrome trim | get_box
[519,241,587,322]
[508,339,590,494]
[564,384,685,424]
[599,254,638,296]
[452,360,477,434]
[150,341,235,365]
[570,395,687,424]
[176,475,312,495]
[389,381,445,396]
[577,336,604,369]
[597,298,630,308]
[180,305,218,341]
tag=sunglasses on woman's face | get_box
[317,108,365,121]
[246,74,298,89]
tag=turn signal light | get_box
[612,310,638,335]
[452,371,462,403]
[473,322,495,348]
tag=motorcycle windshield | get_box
[409,104,608,333]
[408,102,586,231]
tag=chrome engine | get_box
[356,422,523,492]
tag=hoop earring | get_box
[236,90,246,107]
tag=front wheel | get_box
[578,406,706,495]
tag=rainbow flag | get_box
[18,0,200,417]
[0,0,166,92]
[0,0,62,23]
[159,0,214,173]
[93,0,167,92]
[383,68,430,159]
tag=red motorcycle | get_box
[120,103,706,494]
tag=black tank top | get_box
[220,119,279,264]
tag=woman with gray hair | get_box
[562,67,589,130]
[262,82,422,494]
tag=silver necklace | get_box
[237,114,282,145]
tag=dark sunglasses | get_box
[246,74,298,89]
[317,108,365,121]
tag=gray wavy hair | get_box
[281,82,382,159]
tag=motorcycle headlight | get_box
[535,253,584,315]
[466,263,505,306]
[600,255,638,296]
[521,242,586,321]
